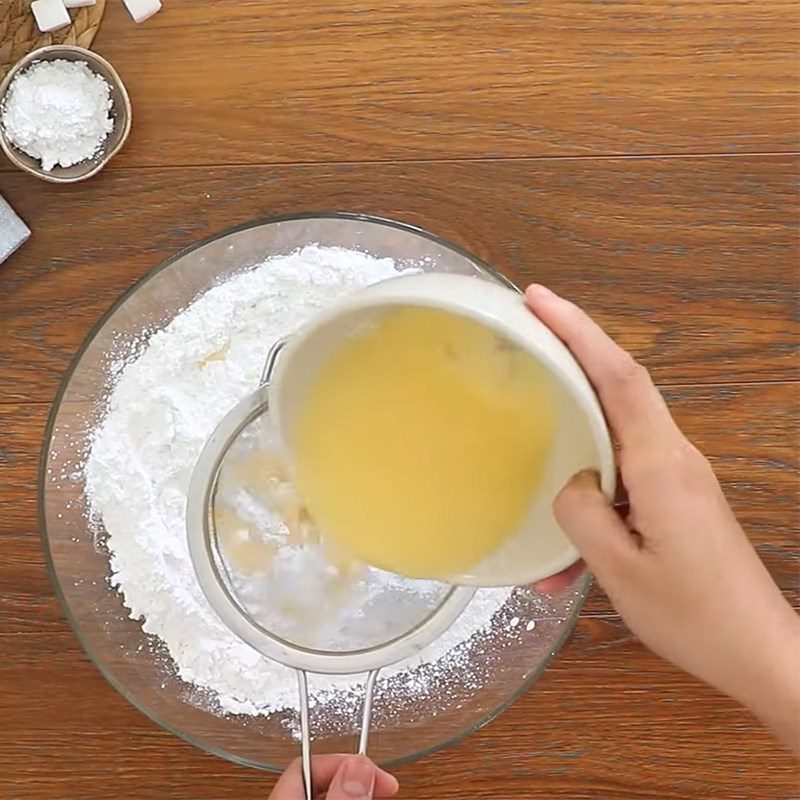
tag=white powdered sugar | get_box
[85,245,512,718]
[1,59,113,171]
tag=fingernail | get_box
[564,469,602,494]
[526,284,554,300]
[571,468,596,481]
[554,470,599,510]
[342,756,377,798]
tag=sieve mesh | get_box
[210,403,452,654]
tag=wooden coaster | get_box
[0,0,107,81]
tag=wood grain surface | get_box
[0,0,798,798]
[1,155,797,403]
[3,0,791,168]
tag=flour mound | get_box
[1,59,113,171]
[85,244,512,717]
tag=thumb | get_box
[553,470,635,579]
[325,755,377,800]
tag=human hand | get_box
[268,754,399,800]
[526,284,800,753]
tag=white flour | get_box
[85,245,512,718]
[1,60,113,171]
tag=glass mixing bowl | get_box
[40,213,589,771]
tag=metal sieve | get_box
[187,340,475,800]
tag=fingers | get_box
[525,285,680,449]
[533,559,586,596]
[269,756,399,800]
[325,755,380,799]
[553,471,636,578]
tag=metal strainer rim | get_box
[186,354,476,676]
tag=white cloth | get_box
[0,193,30,264]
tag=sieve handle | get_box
[357,669,379,755]
[295,668,381,800]
[297,670,313,800]
[261,337,289,386]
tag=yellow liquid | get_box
[290,307,557,579]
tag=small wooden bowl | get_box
[0,45,131,184]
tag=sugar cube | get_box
[122,0,162,23]
[63,0,96,7]
[30,0,70,33]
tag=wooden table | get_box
[0,2,797,798]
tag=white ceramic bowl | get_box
[270,272,616,586]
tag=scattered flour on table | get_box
[84,245,513,717]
